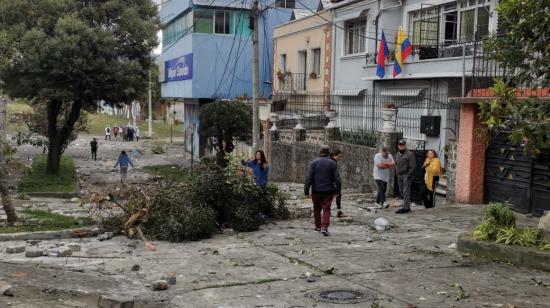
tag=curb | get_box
[24,191,80,198]
[0,227,100,242]
[457,233,550,272]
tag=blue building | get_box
[158,0,322,159]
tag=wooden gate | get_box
[484,135,550,215]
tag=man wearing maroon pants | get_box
[304,145,341,236]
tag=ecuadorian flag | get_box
[393,28,412,77]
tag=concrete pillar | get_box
[292,128,306,143]
[456,103,486,204]
[445,139,458,203]
[323,127,341,143]
[377,131,403,197]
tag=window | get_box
[409,0,491,45]
[194,9,214,33]
[345,18,366,55]
[194,9,250,35]
[312,48,321,75]
[275,0,295,8]
[280,54,287,71]
[162,12,192,48]
[410,7,439,46]
[215,10,234,34]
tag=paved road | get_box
[1,136,549,307]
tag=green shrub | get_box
[473,202,516,241]
[483,202,516,228]
[495,227,539,246]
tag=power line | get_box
[211,2,249,98]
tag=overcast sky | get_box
[153,0,162,55]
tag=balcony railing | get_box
[366,41,478,65]
[277,73,306,92]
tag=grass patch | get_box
[0,209,95,233]
[86,113,184,139]
[19,155,77,193]
[142,165,190,182]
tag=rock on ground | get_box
[5,246,25,254]
[152,280,169,291]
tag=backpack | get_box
[106,127,111,133]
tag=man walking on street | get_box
[304,145,341,236]
[90,138,98,161]
[395,139,416,214]
[373,147,395,209]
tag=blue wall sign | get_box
[165,54,193,82]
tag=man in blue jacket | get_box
[304,145,341,236]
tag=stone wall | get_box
[328,142,377,192]
[445,139,458,202]
[270,129,382,192]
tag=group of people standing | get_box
[104,125,140,142]
[304,139,442,236]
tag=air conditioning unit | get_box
[420,115,441,137]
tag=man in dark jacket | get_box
[304,145,341,236]
[395,139,416,214]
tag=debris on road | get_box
[152,280,169,291]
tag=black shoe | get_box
[336,211,344,218]
[314,228,321,232]
[395,208,411,214]
[321,229,330,236]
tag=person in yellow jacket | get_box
[422,150,442,208]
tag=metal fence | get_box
[272,90,459,143]
[277,73,307,92]
[471,40,550,92]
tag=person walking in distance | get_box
[135,127,140,142]
[304,145,341,236]
[114,151,134,183]
[395,139,416,214]
[90,138,98,161]
[105,126,111,141]
[422,149,442,208]
[373,147,395,209]
[330,149,345,218]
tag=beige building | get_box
[272,10,333,94]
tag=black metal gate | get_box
[484,135,550,215]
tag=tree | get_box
[200,101,252,164]
[486,0,550,86]
[0,0,158,173]
[0,140,17,225]
[477,80,550,154]
[477,0,550,153]
[10,100,89,154]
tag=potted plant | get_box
[309,72,318,79]
[382,102,397,132]
[276,70,285,81]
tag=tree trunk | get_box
[46,144,61,174]
[0,180,17,225]
[46,99,83,174]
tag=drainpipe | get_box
[331,9,336,95]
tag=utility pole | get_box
[251,0,260,153]
[148,68,153,138]
[0,97,6,161]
